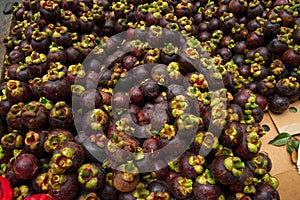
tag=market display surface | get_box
[0,0,300,199]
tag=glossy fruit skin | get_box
[6,80,32,104]
[219,122,243,148]
[193,182,222,200]
[118,192,136,200]
[41,75,71,103]
[5,166,25,187]
[24,130,48,157]
[129,85,145,106]
[268,94,290,114]
[77,162,105,191]
[255,94,268,110]
[12,153,39,180]
[234,131,260,160]
[44,128,74,154]
[169,175,193,199]
[141,80,161,100]
[148,180,171,194]
[228,166,254,193]
[6,102,26,130]
[51,141,85,174]
[142,137,160,153]
[21,101,48,130]
[246,153,272,178]
[276,78,299,97]
[48,101,73,128]
[282,49,300,70]
[234,89,252,108]
[79,89,103,110]
[31,36,50,54]
[8,49,25,64]
[112,169,139,192]
[210,156,242,185]
[48,172,80,200]
[253,182,279,200]
[97,183,119,200]
[65,46,84,64]
[0,97,13,121]
[293,27,300,44]
[178,152,204,179]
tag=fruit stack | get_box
[0,0,299,199]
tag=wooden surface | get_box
[0,0,19,82]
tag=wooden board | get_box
[0,1,16,82]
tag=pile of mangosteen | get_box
[1,0,300,199]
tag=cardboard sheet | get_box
[260,102,300,200]
[260,112,296,175]
[268,101,300,136]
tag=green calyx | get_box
[261,174,279,188]
[42,70,65,82]
[39,97,53,110]
[225,125,238,140]
[196,169,216,184]
[176,0,192,10]
[224,156,245,177]
[166,22,179,31]
[68,63,83,75]
[112,2,125,11]
[246,132,261,153]
[40,0,59,10]
[49,173,67,190]
[167,62,180,72]
[177,176,193,196]
[163,43,178,55]
[50,42,64,53]
[177,113,202,131]
[45,134,68,153]
[115,118,135,135]
[23,101,40,116]
[0,146,5,160]
[78,164,99,189]
[52,26,68,38]
[51,149,74,173]
[1,132,23,148]
[51,101,71,119]
[35,172,49,191]
[14,185,30,198]
[189,73,208,90]
[188,155,205,173]
[168,160,180,173]
[24,131,40,148]
[158,124,176,140]
[165,13,177,22]
[6,80,21,91]
[220,12,234,22]
[250,63,262,77]
[244,185,256,194]
[32,30,48,41]
[203,132,219,149]
[25,51,47,64]
[149,25,163,36]
[170,95,188,117]
[71,85,85,96]
[185,47,199,60]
